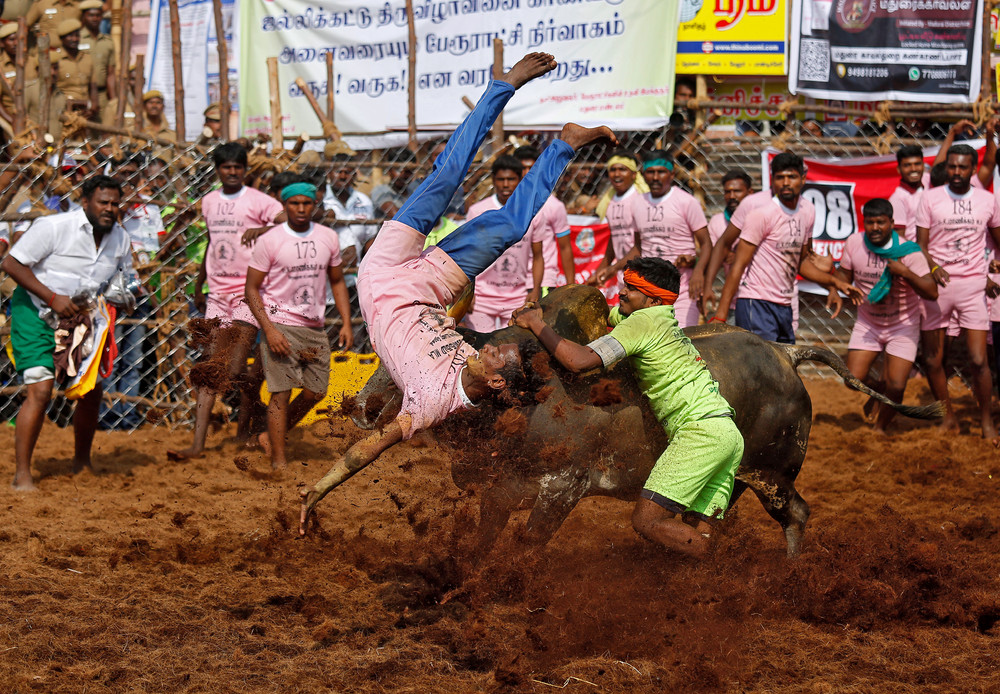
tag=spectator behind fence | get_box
[50,19,97,136]
[26,0,81,47]
[322,154,375,277]
[78,0,117,126]
[707,169,753,313]
[888,144,929,242]
[0,23,42,136]
[461,155,545,331]
[588,148,645,292]
[514,145,574,289]
[916,144,1000,440]
[100,154,164,429]
[931,119,996,190]
[710,152,860,342]
[1,175,134,491]
[141,90,177,143]
[167,143,284,461]
[371,148,415,218]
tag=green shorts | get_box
[10,286,55,373]
[641,415,744,521]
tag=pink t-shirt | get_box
[605,186,643,263]
[248,223,342,328]
[467,194,545,316]
[357,221,476,439]
[203,186,283,296]
[708,212,731,248]
[915,186,1000,279]
[738,197,817,305]
[532,196,570,287]
[839,232,930,328]
[730,189,773,231]
[888,184,924,242]
[634,187,708,262]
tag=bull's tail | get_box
[779,344,945,420]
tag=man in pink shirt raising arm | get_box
[168,143,284,460]
[299,53,616,533]
[243,179,354,470]
[916,144,1000,439]
[710,152,859,342]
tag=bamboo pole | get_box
[267,57,283,147]
[405,0,417,153]
[37,34,51,137]
[325,51,335,121]
[981,5,992,105]
[168,0,186,140]
[212,0,230,141]
[491,38,504,150]
[115,0,133,129]
[293,77,328,126]
[60,115,194,147]
[12,18,26,134]
[133,53,145,132]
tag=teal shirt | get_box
[601,305,733,438]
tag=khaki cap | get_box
[79,0,105,10]
[143,90,164,102]
[203,102,222,119]
[57,19,82,37]
[0,24,18,40]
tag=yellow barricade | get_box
[260,351,380,427]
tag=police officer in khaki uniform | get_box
[203,102,223,140]
[50,18,96,137]
[141,90,176,142]
[78,0,116,123]
[26,0,82,46]
[0,22,42,134]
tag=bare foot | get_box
[257,432,272,457]
[559,123,618,150]
[166,447,204,461]
[299,486,321,536]
[499,52,557,89]
[72,459,92,474]
[862,396,880,422]
[981,421,997,441]
[12,474,37,492]
[938,414,960,433]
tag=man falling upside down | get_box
[299,53,616,533]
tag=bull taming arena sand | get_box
[2,372,999,692]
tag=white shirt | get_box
[121,202,164,263]
[323,186,376,257]
[9,207,133,310]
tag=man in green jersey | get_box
[512,257,744,557]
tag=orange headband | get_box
[623,269,678,305]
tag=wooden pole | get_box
[325,51,335,121]
[168,0,186,140]
[293,77,328,126]
[406,0,418,153]
[61,114,195,147]
[37,34,51,137]
[491,39,504,150]
[212,0,231,141]
[110,0,123,60]
[115,0,133,129]
[12,18,26,134]
[981,4,994,110]
[267,57,282,148]
[133,54,145,132]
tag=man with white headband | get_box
[513,256,744,558]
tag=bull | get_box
[343,285,941,557]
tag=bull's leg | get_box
[522,470,590,545]
[749,483,810,558]
[475,479,524,553]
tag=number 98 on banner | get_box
[802,181,857,263]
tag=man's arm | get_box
[916,224,948,286]
[978,118,997,188]
[556,233,575,284]
[327,264,354,349]
[712,238,757,322]
[244,267,291,357]
[0,255,80,316]
[702,221,741,311]
[512,305,603,372]
[586,240,615,286]
[888,259,938,300]
[687,225,712,298]
[797,241,863,316]
[932,120,976,168]
[527,240,543,302]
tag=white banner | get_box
[239,0,679,137]
[146,0,239,141]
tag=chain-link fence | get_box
[0,113,970,430]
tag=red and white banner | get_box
[558,215,619,304]
[762,141,991,264]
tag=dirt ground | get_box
[1,376,999,693]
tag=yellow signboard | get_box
[676,0,787,76]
